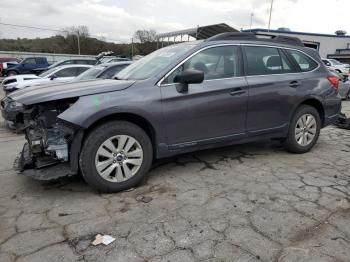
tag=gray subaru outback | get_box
[1,32,342,192]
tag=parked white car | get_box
[2,64,92,93]
[322,58,350,77]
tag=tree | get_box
[133,29,157,43]
[58,26,90,54]
[132,29,157,56]
[61,25,89,38]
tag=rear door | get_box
[243,45,301,133]
[160,45,248,146]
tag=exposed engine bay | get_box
[16,99,81,179]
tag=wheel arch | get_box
[294,98,325,126]
[83,112,157,152]
[6,69,19,74]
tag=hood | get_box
[9,79,136,105]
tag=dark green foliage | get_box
[0,35,132,56]
[0,28,159,57]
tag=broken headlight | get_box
[8,100,24,110]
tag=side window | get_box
[55,67,78,77]
[62,60,74,65]
[24,58,36,65]
[74,60,86,65]
[99,65,127,79]
[322,59,331,66]
[35,58,45,64]
[245,46,295,76]
[287,50,318,72]
[164,46,241,84]
[279,50,297,73]
[76,67,89,75]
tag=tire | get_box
[283,105,321,154]
[80,121,153,193]
[7,70,17,76]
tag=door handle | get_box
[289,81,301,88]
[229,88,246,96]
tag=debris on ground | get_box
[337,199,350,210]
[135,195,153,203]
[334,113,350,130]
[92,234,116,246]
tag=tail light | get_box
[327,75,339,89]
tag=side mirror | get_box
[174,69,204,93]
[50,74,57,80]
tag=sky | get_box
[0,0,349,43]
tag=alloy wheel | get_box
[295,114,317,146]
[95,135,143,182]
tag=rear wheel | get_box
[283,105,321,154]
[80,121,153,192]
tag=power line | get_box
[0,22,66,32]
[0,22,125,43]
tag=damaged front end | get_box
[15,98,83,180]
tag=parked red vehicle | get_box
[0,57,21,76]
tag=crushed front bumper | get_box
[15,143,77,180]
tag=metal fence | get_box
[0,51,96,64]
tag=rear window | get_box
[35,58,46,64]
[287,50,318,72]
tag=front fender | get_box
[57,88,165,144]
[58,93,158,128]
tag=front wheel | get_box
[7,70,17,76]
[80,121,153,193]
[283,105,321,154]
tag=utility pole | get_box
[77,31,81,55]
[250,13,254,32]
[268,0,274,32]
[131,38,134,59]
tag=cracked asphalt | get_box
[1,91,350,261]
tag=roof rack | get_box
[206,32,257,41]
[206,32,304,47]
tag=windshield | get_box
[116,43,196,80]
[73,66,105,81]
[39,67,59,78]
[330,59,342,65]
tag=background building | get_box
[244,28,350,63]
[157,24,350,64]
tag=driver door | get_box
[160,45,248,146]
